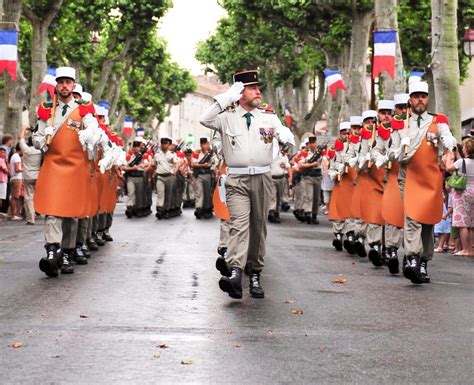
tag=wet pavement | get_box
[0,204,473,384]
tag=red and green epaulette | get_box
[377,122,391,140]
[258,103,275,114]
[334,138,344,152]
[326,147,336,159]
[349,133,360,144]
[360,126,373,140]
[78,100,95,117]
[433,113,449,124]
[37,101,54,121]
[391,114,406,130]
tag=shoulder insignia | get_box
[377,122,391,140]
[37,102,53,121]
[360,126,372,140]
[435,113,449,125]
[79,101,95,117]
[334,139,344,152]
[192,152,199,159]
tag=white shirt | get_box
[153,150,178,175]
[271,153,290,177]
[9,152,22,180]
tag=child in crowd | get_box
[434,181,453,252]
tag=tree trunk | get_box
[2,0,27,137]
[375,0,404,98]
[344,3,373,116]
[300,72,326,137]
[431,0,461,139]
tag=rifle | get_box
[198,148,214,165]
[307,139,330,164]
[128,140,152,167]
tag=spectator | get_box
[0,147,9,217]
[321,153,334,215]
[19,127,42,224]
[0,134,14,159]
[445,138,474,256]
[434,180,453,252]
[9,143,23,220]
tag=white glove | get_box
[400,137,410,148]
[277,126,295,145]
[328,169,338,181]
[441,135,456,151]
[78,128,95,152]
[365,152,372,162]
[44,126,54,137]
[375,154,388,169]
[98,150,114,174]
[217,175,227,204]
[214,82,244,109]
[348,157,357,168]
[336,163,345,173]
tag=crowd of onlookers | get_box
[0,128,42,224]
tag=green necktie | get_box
[244,112,252,129]
[62,104,68,117]
[416,115,422,128]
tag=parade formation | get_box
[1,0,474,382]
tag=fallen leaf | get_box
[320,346,326,353]
[331,278,348,284]
[181,360,193,365]
[158,344,169,349]
[284,300,295,304]
[8,342,23,349]
[291,309,304,315]
[79,314,89,318]
[153,352,161,359]
[234,344,241,348]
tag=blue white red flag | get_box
[372,30,397,79]
[123,117,133,136]
[323,69,346,97]
[136,127,144,137]
[98,100,110,110]
[0,30,18,80]
[37,67,56,98]
[284,103,292,127]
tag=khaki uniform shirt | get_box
[153,150,178,175]
[200,103,286,168]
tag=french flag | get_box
[284,103,292,127]
[0,30,18,80]
[136,127,145,137]
[98,100,110,110]
[372,30,397,79]
[323,69,346,97]
[123,117,133,136]
[37,67,56,98]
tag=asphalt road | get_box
[0,204,473,384]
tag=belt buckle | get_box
[248,167,256,175]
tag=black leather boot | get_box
[87,238,99,251]
[125,206,134,218]
[386,247,399,275]
[249,272,265,298]
[304,212,312,224]
[102,229,113,242]
[420,260,430,283]
[60,250,74,274]
[268,210,278,223]
[72,246,88,265]
[311,214,319,224]
[353,236,367,257]
[215,256,231,277]
[79,243,91,258]
[94,231,106,246]
[39,243,61,278]
[194,208,203,219]
[368,243,384,267]
[343,232,356,254]
[203,209,213,219]
[403,255,422,284]
[332,233,343,251]
[219,267,243,299]
[217,247,227,257]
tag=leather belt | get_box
[157,173,172,177]
[272,174,286,179]
[228,166,271,175]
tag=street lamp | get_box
[91,31,100,50]
[462,27,474,58]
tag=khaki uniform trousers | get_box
[218,220,230,248]
[183,176,195,202]
[302,175,321,214]
[126,176,144,208]
[225,172,272,273]
[385,224,403,249]
[354,218,367,237]
[23,179,36,224]
[269,175,285,213]
[156,174,175,210]
[44,216,77,248]
[77,217,89,244]
[195,173,212,210]
[332,221,345,233]
[293,183,304,210]
[367,223,383,246]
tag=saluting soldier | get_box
[200,70,294,299]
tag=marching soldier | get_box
[396,81,456,284]
[298,136,323,224]
[328,122,351,251]
[268,142,292,223]
[291,141,307,222]
[191,137,215,219]
[33,66,104,277]
[200,69,294,299]
[123,137,147,218]
[151,137,179,220]
[181,148,196,208]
